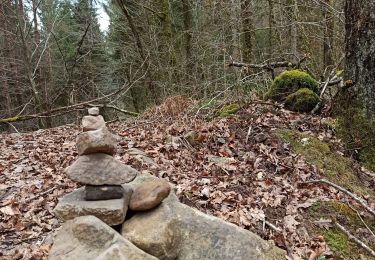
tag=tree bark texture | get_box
[241,0,253,62]
[345,0,375,119]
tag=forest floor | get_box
[0,97,374,259]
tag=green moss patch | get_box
[276,129,374,198]
[306,201,375,259]
[285,88,320,112]
[217,103,240,118]
[267,70,319,101]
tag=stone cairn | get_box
[53,107,171,226]
[50,107,285,259]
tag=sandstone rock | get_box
[66,153,138,185]
[82,115,105,131]
[88,107,100,116]
[85,185,131,201]
[122,173,285,260]
[128,148,156,166]
[122,204,181,260]
[129,179,171,211]
[49,215,157,260]
[76,127,116,155]
[53,187,131,226]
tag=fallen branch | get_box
[229,55,307,71]
[303,179,375,217]
[311,55,345,114]
[0,70,146,124]
[335,222,375,257]
[87,103,140,117]
[23,187,57,204]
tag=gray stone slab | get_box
[53,187,131,226]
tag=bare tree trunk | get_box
[323,0,334,70]
[115,0,160,105]
[290,0,299,62]
[241,0,253,62]
[267,0,275,59]
[345,0,375,118]
[182,0,192,74]
[0,1,12,117]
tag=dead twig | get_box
[23,187,57,204]
[335,222,375,257]
[303,179,375,217]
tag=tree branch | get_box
[303,179,375,217]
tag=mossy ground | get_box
[277,129,375,259]
[276,129,374,199]
[307,201,375,259]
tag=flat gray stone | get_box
[85,185,131,201]
[53,187,131,226]
[76,127,116,155]
[49,215,157,260]
[88,107,100,116]
[82,115,105,131]
[65,153,138,185]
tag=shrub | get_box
[267,70,319,101]
[284,88,320,112]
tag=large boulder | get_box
[76,127,116,155]
[82,115,105,132]
[53,187,131,226]
[129,179,171,211]
[65,153,138,185]
[49,215,157,260]
[122,172,285,260]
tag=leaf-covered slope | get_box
[1,102,374,259]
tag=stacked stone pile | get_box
[54,108,147,226]
[50,108,285,260]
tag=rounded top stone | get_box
[88,107,100,116]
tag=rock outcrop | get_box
[122,172,285,260]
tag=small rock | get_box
[49,215,157,260]
[217,137,226,145]
[84,185,131,201]
[128,148,156,166]
[254,133,268,143]
[53,187,131,226]
[76,127,116,155]
[82,115,105,132]
[129,180,171,211]
[201,186,210,198]
[88,107,100,116]
[65,153,138,185]
[184,131,196,145]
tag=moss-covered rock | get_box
[266,70,319,101]
[284,88,320,112]
[217,103,240,118]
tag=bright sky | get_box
[95,0,110,32]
